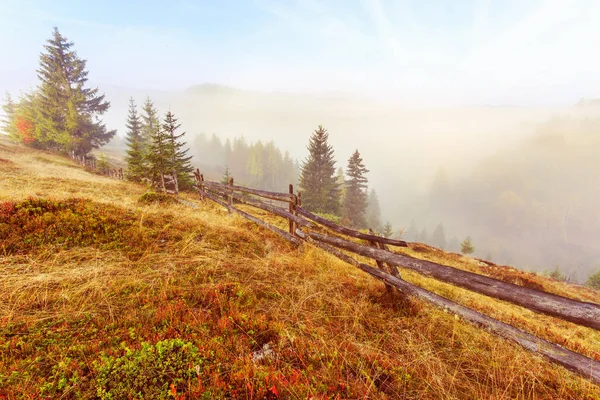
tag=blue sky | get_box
[1,0,600,105]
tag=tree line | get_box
[192,134,298,192]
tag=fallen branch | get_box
[303,230,600,330]
[296,207,408,247]
[295,229,600,385]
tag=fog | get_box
[3,0,600,282]
[95,85,600,281]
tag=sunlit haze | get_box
[2,0,600,105]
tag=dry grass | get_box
[1,137,599,399]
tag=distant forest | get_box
[191,134,299,191]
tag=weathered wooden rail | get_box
[191,172,600,385]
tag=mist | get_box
[3,0,600,282]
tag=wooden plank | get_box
[203,180,291,202]
[202,189,302,246]
[206,185,311,227]
[296,206,408,248]
[295,230,600,385]
[303,230,600,330]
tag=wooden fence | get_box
[192,170,600,385]
[71,153,124,180]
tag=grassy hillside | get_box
[0,137,599,399]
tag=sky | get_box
[1,0,600,106]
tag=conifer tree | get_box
[35,27,114,154]
[162,111,194,193]
[407,220,419,241]
[382,222,394,238]
[124,98,146,182]
[342,150,369,228]
[146,116,170,192]
[141,97,159,151]
[586,269,600,290]
[298,125,340,214]
[366,189,383,232]
[460,236,475,255]
[97,153,110,174]
[221,166,232,184]
[1,93,19,141]
[336,167,346,203]
[141,98,166,189]
[430,223,447,249]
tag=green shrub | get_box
[0,197,134,254]
[95,339,204,399]
[586,269,600,290]
[138,191,178,205]
[315,212,341,225]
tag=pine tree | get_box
[124,98,146,183]
[382,222,393,238]
[35,27,114,155]
[406,220,419,241]
[97,153,110,174]
[430,223,447,249]
[162,111,194,193]
[586,269,600,290]
[460,236,475,255]
[298,125,341,214]
[146,119,170,192]
[342,150,369,228]
[1,93,19,141]
[366,189,383,232]
[221,166,232,184]
[141,98,165,190]
[336,167,346,204]
[141,97,159,150]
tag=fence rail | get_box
[191,172,600,385]
[71,152,124,180]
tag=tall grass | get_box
[1,137,598,399]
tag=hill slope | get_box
[0,137,599,399]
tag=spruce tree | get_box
[36,27,114,154]
[366,189,382,232]
[221,166,232,184]
[141,97,159,151]
[298,125,341,214]
[1,93,19,141]
[430,223,447,249]
[460,236,475,255]
[586,269,600,290]
[124,98,146,183]
[342,150,369,228]
[140,98,165,189]
[382,222,394,238]
[97,153,110,174]
[146,116,170,193]
[162,111,194,193]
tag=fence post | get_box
[297,192,302,208]
[289,184,296,235]
[194,169,204,201]
[228,177,234,212]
